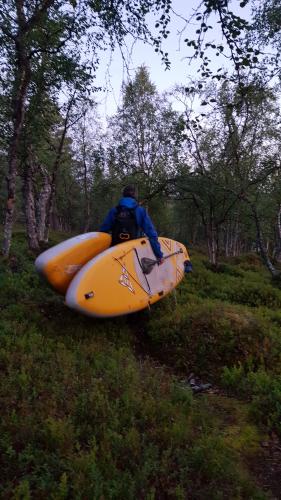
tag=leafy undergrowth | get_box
[0,230,280,498]
[146,251,281,441]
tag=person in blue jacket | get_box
[99,185,164,262]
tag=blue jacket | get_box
[99,197,163,259]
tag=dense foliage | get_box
[1,0,281,270]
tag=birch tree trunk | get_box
[23,159,39,251]
[83,194,91,232]
[232,216,240,257]
[207,222,218,265]
[206,216,219,266]
[2,37,31,255]
[251,203,279,277]
[224,222,230,257]
[274,204,281,262]
[83,155,91,232]
[36,168,52,243]
[2,0,55,255]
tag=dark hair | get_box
[123,185,136,198]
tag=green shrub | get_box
[222,367,281,436]
[146,301,281,375]
[203,260,244,277]
[228,253,263,270]
[1,325,262,498]
[228,281,281,309]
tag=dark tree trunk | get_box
[83,204,91,232]
[44,95,75,241]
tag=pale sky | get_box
[94,0,252,121]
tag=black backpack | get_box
[111,205,138,245]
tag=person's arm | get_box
[99,208,116,233]
[139,208,163,259]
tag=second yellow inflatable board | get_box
[66,237,189,317]
[35,232,111,294]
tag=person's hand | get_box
[184,260,193,273]
[157,257,165,265]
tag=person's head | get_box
[123,185,136,199]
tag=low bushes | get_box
[146,301,281,375]
[222,367,281,436]
[0,323,263,498]
[146,252,281,441]
[0,234,279,496]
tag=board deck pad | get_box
[134,241,183,295]
[35,232,111,294]
[66,237,189,317]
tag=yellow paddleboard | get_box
[66,237,189,317]
[35,232,111,294]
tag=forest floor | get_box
[1,227,281,499]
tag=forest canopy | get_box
[1,0,281,272]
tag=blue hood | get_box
[118,197,138,209]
